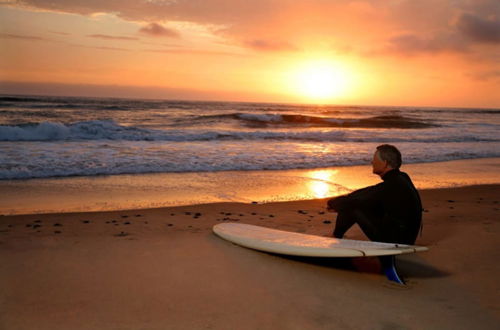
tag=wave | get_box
[1,145,499,180]
[239,113,438,128]
[186,112,439,129]
[0,120,497,143]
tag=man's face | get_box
[371,151,388,176]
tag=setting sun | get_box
[292,60,351,102]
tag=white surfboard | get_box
[213,223,428,257]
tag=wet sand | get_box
[1,184,499,329]
[1,157,500,215]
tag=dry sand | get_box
[1,185,499,329]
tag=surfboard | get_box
[213,222,428,257]
[213,223,428,284]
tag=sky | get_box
[0,0,499,107]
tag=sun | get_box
[291,60,351,102]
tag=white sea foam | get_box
[1,95,499,180]
[0,120,498,143]
[1,140,500,179]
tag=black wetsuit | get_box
[327,169,422,245]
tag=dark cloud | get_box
[0,33,46,41]
[145,48,246,57]
[93,46,130,52]
[0,80,282,102]
[457,13,500,43]
[244,39,298,52]
[466,70,500,82]
[87,34,138,41]
[383,33,468,56]
[49,30,71,36]
[138,23,180,38]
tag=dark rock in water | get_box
[121,215,129,218]
[298,210,308,214]
[323,220,332,224]
[112,220,117,223]
[26,224,32,228]
[225,213,232,216]
[167,223,173,227]
[135,214,142,217]
[124,222,131,225]
[239,214,244,216]
[33,224,41,229]
[185,212,192,215]
[54,231,61,234]
[170,213,175,216]
[269,215,275,218]
[318,211,325,215]
[251,213,257,216]
[53,223,62,227]
[447,200,455,203]
[115,231,128,237]
[34,220,41,223]
[82,220,90,224]
[251,201,258,204]
[194,212,202,218]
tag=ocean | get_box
[1,95,499,180]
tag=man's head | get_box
[372,144,402,177]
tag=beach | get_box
[1,96,500,328]
[1,182,499,329]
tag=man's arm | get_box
[327,183,383,212]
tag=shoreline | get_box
[1,157,500,215]
[1,184,499,329]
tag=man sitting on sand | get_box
[327,144,422,245]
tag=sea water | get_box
[1,95,499,180]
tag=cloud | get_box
[87,34,138,41]
[0,33,46,41]
[93,46,130,52]
[457,13,500,43]
[4,0,500,61]
[244,39,298,52]
[383,33,469,56]
[49,30,70,36]
[466,70,500,82]
[138,23,180,38]
[145,48,246,57]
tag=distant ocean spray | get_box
[0,95,499,180]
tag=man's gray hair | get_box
[376,144,402,169]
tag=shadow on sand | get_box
[273,254,450,280]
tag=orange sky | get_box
[1,0,499,107]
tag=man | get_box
[327,144,422,245]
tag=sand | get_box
[1,184,499,329]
